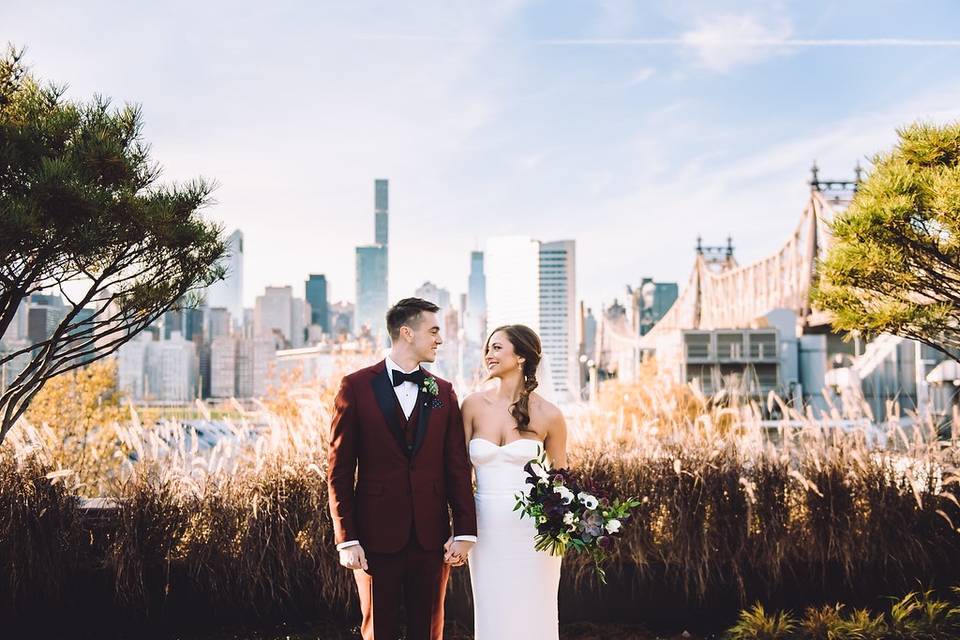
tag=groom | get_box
[327,297,478,640]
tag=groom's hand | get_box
[339,544,369,571]
[444,538,474,566]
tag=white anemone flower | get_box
[530,462,550,480]
[554,485,575,505]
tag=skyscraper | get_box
[144,331,198,402]
[26,294,67,344]
[116,332,151,400]
[209,335,238,398]
[356,179,389,339]
[539,240,577,400]
[206,307,232,341]
[205,229,244,326]
[466,251,487,344]
[254,285,308,348]
[485,236,577,402]
[255,286,292,344]
[330,301,355,337]
[485,236,540,331]
[415,281,451,310]
[236,337,276,398]
[305,274,330,332]
[630,278,679,335]
[375,178,389,245]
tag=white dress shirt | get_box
[385,355,420,419]
[336,356,477,551]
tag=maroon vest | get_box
[395,395,422,447]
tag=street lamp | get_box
[586,359,598,403]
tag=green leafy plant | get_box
[726,603,797,640]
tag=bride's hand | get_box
[444,539,474,566]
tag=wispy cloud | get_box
[679,13,793,71]
[534,37,960,47]
[621,67,656,87]
[354,34,960,48]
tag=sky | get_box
[4,1,960,313]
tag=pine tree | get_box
[814,121,960,358]
[0,46,227,443]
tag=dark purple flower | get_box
[597,535,614,550]
[545,503,566,519]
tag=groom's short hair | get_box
[387,298,440,340]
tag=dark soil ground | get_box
[166,621,715,640]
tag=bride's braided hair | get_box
[486,325,542,434]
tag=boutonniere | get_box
[422,376,443,408]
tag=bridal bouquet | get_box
[513,450,640,583]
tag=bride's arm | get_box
[460,393,476,452]
[543,404,568,469]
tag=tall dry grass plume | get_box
[2,356,959,633]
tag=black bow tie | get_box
[391,369,424,387]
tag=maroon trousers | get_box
[353,524,451,640]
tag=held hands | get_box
[443,537,474,567]
[339,544,369,571]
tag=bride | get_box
[450,324,568,640]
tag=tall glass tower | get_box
[374,178,389,245]
[305,274,329,332]
[466,251,487,344]
[356,179,389,339]
[204,229,244,328]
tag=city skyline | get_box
[5,2,960,312]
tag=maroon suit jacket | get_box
[326,360,478,553]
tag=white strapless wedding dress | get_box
[468,437,562,640]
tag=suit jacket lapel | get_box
[371,363,407,456]
[412,368,434,458]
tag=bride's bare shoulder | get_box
[529,392,562,421]
[462,389,495,409]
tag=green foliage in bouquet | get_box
[514,449,640,583]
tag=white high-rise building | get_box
[243,308,255,338]
[415,282,451,310]
[254,286,308,348]
[255,286,292,342]
[116,332,151,400]
[206,307,232,342]
[144,331,198,402]
[210,335,238,398]
[291,297,309,348]
[0,338,31,393]
[8,299,29,341]
[237,337,276,398]
[1,300,31,393]
[539,240,577,400]
[485,236,541,331]
[485,236,577,402]
[204,229,244,326]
